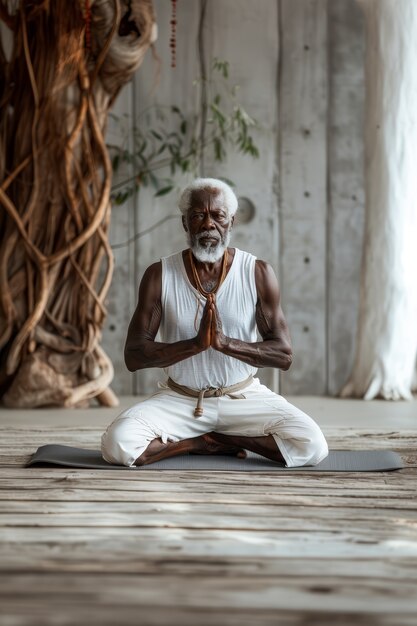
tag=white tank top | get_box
[160,248,258,390]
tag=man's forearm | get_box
[219,337,293,371]
[125,338,202,372]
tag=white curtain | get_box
[342,0,417,400]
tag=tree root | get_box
[0,0,156,407]
[2,345,118,408]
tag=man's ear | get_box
[182,215,188,231]
[230,215,235,228]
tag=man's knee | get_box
[269,420,328,467]
[305,429,328,466]
[101,414,154,466]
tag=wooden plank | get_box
[1,525,416,559]
[2,496,417,514]
[1,420,416,623]
[2,546,416,580]
[0,606,416,626]
[2,506,417,537]
[1,573,417,614]
[1,481,415,500]
[279,0,328,394]
[1,513,416,536]
[0,471,414,488]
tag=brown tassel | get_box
[194,389,205,417]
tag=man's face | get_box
[183,188,234,262]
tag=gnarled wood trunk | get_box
[0,0,156,407]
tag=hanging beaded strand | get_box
[170,0,177,68]
[84,0,92,50]
[189,249,229,330]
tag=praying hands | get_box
[196,294,229,352]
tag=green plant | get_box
[108,58,259,206]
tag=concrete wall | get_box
[102,0,365,397]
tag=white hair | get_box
[178,178,238,217]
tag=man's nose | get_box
[202,212,215,228]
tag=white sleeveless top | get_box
[160,248,258,390]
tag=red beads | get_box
[84,0,91,50]
[170,0,177,68]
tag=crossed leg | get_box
[102,384,328,468]
[134,432,284,466]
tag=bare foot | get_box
[135,438,189,466]
[191,433,247,459]
[135,434,246,466]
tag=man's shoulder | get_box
[234,247,257,262]
[160,249,186,264]
[232,249,275,274]
[142,260,162,281]
[254,258,271,270]
[254,259,279,294]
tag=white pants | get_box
[101,378,329,468]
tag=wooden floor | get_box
[1,399,417,625]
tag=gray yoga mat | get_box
[27,444,404,471]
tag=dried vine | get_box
[0,0,156,407]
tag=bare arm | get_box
[210,260,293,370]
[124,262,212,371]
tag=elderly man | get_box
[101,178,328,467]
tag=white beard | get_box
[187,229,231,263]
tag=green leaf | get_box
[210,104,226,125]
[212,58,229,79]
[154,185,174,197]
[168,143,182,159]
[137,153,147,167]
[111,154,120,171]
[149,171,159,190]
[109,56,260,195]
[137,139,148,155]
[122,150,133,164]
[181,159,190,172]
[112,187,134,206]
[213,137,225,161]
[151,130,163,141]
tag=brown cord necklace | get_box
[188,248,229,329]
[188,248,228,296]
